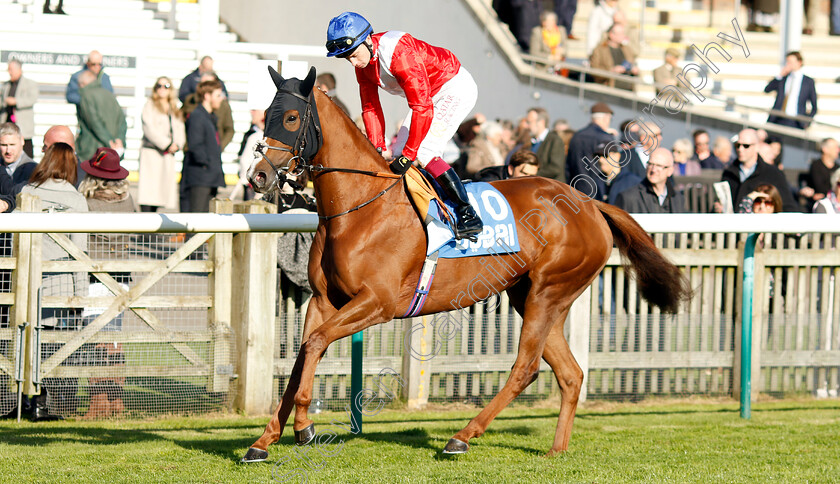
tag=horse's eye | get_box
[287,115,297,122]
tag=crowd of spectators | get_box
[426,100,838,216]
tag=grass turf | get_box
[1,397,839,483]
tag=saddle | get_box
[403,165,454,227]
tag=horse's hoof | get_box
[294,423,316,446]
[240,447,269,463]
[442,438,469,454]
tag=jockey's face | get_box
[346,43,371,69]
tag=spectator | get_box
[20,142,88,421]
[616,147,684,213]
[66,51,113,108]
[691,129,724,169]
[653,48,680,96]
[179,55,228,104]
[553,0,578,40]
[466,121,506,176]
[0,122,36,192]
[737,184,783,214]
[621,122,661,178]
[182,79,225,213]
[43,125,76,152]
[522,108,566,183]
[239,109,265,159]
[567,102,616,193]
[712,135,733,166]
[813,169,840,213]
[586,0,620,57]
[43,0,65,14]
[78,147,132,418]
[749,0,779,32]
[720,129,799,212]
[315,72,350,116]
[233,110,264,201]
[590,23,638,91]
[182,72,235,152]
[476,148,539,181]
[492,0,541,52]
[672,138,701,176]
[456,113,486,149]
[138,76,185,213]
[800,138,839,204]
[552,118,570,135]
[765,51,817,129]
[594,141,641,204]
[75,71,126,162]
[1,60,39,158]
[529,11,565,73]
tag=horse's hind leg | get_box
[443,296,571,454]
[541,320,583,456]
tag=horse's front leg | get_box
[293,287,395,444]
[241,294,336,462]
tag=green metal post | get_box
[351,330,363,432]
[740,233,759,419]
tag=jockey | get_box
[326,11,483,240]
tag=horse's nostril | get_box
[255,172,266,186]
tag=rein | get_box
[310,166,405,221]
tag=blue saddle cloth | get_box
[426,181,520,259]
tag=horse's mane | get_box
[313,88,381,157]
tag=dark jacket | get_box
[183,104,225,188]
[0,165,13,211]
[606,168,643,205]
[182,93,235,151]
[764,73,817,129]
[567,122,615,191]
[721,157,800,212]
[535,131,566,183]
[807,158,839,198]
[693,152,724,170]
[615,178,685,213]
[476,164,510,182]
[179,68,229,104]
[76,84,127,161]
[620,146,647,178]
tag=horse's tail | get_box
[595,201,690,313]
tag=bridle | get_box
[256,88,406,221]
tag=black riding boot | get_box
[435,168,483,240]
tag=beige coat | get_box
[1,76,39,139]
[137,100,185,209]
[590,42,637,90]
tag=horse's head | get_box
[248,65,323,193]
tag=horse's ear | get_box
[267,65,284,90]
[300,66,317,97]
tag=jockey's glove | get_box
[389,155,412,175]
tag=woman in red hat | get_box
[77,147,134,418]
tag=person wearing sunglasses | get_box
[615,147,684,213]
[719,129,800,213]
[66,50,113,108]
[138,77,185,213]
[325,11,482,240]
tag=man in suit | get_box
[183,79,225,213]
[566,102,616,195]
[525,107,566,183]
[652,48,680,96]
[620,121,661,178]
[764,51,817,129]
[1,60,39,158]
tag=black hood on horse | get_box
[265,65,323,163]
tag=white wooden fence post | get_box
[568,285,592,402]
[231,200,278,415]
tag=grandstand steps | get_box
[0,0,267,179]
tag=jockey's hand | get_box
[380,148,393,160]
[389,155,412,175]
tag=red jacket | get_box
[355,31,461,160]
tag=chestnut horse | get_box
[241,66,689,462]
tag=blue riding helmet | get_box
[326,12,373,58]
